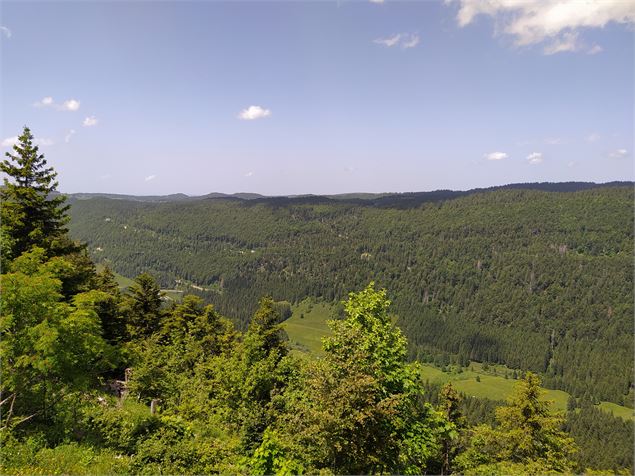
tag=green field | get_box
[598,401,635,421]
[282,299,335,354]
[283,299,633,421]
[420,362,570,411]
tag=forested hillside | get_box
[68,185,635,406]
[2,128,633,474]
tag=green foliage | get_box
[130,419,231,475]
[67,186,634,406]
[82,398,161,453]
[439,383,464,474]
[0,248,114,432]
[457,372,577,474]
[1,126,70,262]
[127,296,236,405]
[565,400,634,471]
[248,428,305,475]
[3,145,631,475]
[0,435,132,475]
[275,283,443,474]
[121,273,164,339]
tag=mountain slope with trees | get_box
[67,184,634,406]
[1,126,632,474]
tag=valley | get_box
[68,183,635,407]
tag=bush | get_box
[0,435,132,475]
[82,398,161,453]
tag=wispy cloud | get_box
[373,33,420,49]
[238,105,271,120]
[543,32,580,55]
[1,136,18,147]
[34,96,54,107]
[145,174,157,182]
[65,129,76,143]
[527,152,543,164]
[83,116,98,127]
[586,132,601,143]
[245,171,254,177]
[369,0,385,3]
[587,44,604,55]
[374,34,402,47]
[0,26,11,39]
[448,0,633,54]
[484,151,508,161]
[34,96,81,111]
[2,136,53,147]
[609,148,628,158]
[402,34,420,49]
[36,138,54,146]
[545,137,564,145]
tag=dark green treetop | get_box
[1,126,70,262]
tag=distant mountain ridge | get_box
[64,181,633,207]
[65,191,266,202]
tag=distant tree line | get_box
[68,177,634,406]
[2,126,632,474]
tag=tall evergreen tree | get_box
[123,273,165,339]
[457,372,578,474]
[1,126,70,262]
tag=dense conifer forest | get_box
[67,183,634,406]
[2,128,633,474]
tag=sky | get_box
[1,0,633,196]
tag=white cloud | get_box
[36,138,54,146]
[374,34,402,47]
[34,96,81,111]
[449,0,634,54]
[586,132,601,142]
[1,136,18,147]
[62,99,81,111]
[587,44,604,55]
[609,148,628,158]
[402,34,420,49]
[65,129,76,143]
[527,152,543,164]
[34,96,54,107]
[83,116,98,127]
[543,32,580,55]
[145,174,157,182]
[0,26,11,38]
[369,0,385,3]
[484,151,508,161]
[2,136,52,147]
[238,105,271,120]
[545,137,564,145]
[245,171,254,177]
[373,33,420,48]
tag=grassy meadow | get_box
[283,299,634,421]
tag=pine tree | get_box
[123,272,164,338]
[1,126,70,261]
[457,372,578,474]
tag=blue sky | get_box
[1,1,633,195]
